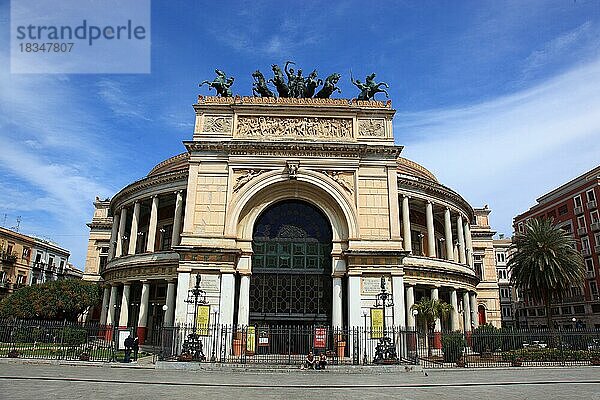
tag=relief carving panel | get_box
[236,116,353,140]
[358,118,386,137]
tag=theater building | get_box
[84,96,500,344]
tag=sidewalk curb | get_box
[0,357,155,369]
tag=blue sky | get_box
[1,1,600,269]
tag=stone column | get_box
[146,195,159,252]
[163,280,176,327]
[405,285,415,328]
[464,220,473,267]
[116,207,128,257]
[444,208,454,261]
[392,275,406,327]
[450,289,459,331]
[99,286,110,325]
[171,190,184,247]
[106,284,118,326]
[119,283,131,328]
[463,292,472,331]
[237,274,250,326]
[219,273,235,326]
[174,272,190,325]
[431,286,441,349]
[457,214,466,264]
[332,277,343,329]
[137,280,150,344]
[108,212,120,260]
[128,201,141,255]
[426,201,435,257]
[348,275,361,328]
[470,292,479,328]
[402,196,412,252]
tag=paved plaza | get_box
[0,362,599,400]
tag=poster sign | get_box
[246,326,256,353]
[196,305,210,336]
[313,327,327,348]
[370,308,384,339]
[117,328,132,350]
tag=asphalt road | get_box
[0,363,599,400]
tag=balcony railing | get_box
[588,200,597,209]
[574,205,584,215]
[591,221,600,232]
[595,244,600,254]
[582,248,592,257]
[577,226,588,236]
[0,251,17,264]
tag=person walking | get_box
[124,334,134,363]
[132,336,140,362]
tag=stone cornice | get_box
[184,140,402,160]
[397,176,474,219]
[196,95,393,110]
[111,170,188,211]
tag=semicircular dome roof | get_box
[397,157,438,183]
[147,153,189,176]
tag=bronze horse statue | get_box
[304,69,322,98]
[315,73,341,98]
[352,72,389,100]
[252,70,274,97]
[268,64,289,98]
[199,69,235,97]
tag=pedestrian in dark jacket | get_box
[124,334,134,363]
[133,336,140,361]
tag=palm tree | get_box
[411,298,453,356]
[508,218,585,328]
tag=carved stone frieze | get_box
[320,170,354,194]
[358,118,386,137]
[203,115,233,133]
[235,116,353,140]
[232,169,266,192]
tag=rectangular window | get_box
[590,281,598,296]
[574,195,583,208]
[22,247,30,259]
[591,210,600,223]
[474,262,483,279]
[35,252,42,263]
[518,222,524,233]
[578,215,586,229]
[99,255,108,272]
[586,258,594,272]
[48,256,54,269]
[558,204,568,215]
[574,305,585,314]
[7,243,13,255]
[587,189,597,202]
[562,306,572,315]
[496,252,506,263]
[582,237,590,250]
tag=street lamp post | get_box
[181,274,207,361]
[373,276,398,364]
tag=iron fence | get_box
[155,324,420,365]
[0,319,116,362]
[417,328,600,368]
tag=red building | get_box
[513,165,600,329]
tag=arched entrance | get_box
[249,200,333,326]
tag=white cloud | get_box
[396,57,600,236]
[96,79,151,120]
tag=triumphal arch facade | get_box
[86,94,498,348]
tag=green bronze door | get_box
[249,200,333,326]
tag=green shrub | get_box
[442,331,466,363]
[61,326,87,345]
[471,324,501,354]
[501,348,600,362]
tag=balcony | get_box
[0,251,17,264]
[574,206,584,215]
[577,226,588,236]
[582,248,592,257]
[595,244,600,254]
[588,200,597,210]
[591,221,600,232]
